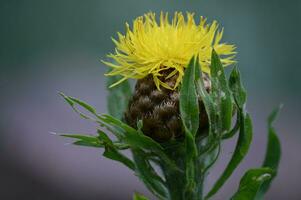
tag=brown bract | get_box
[125,70,211,142]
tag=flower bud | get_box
[125,70,211,142]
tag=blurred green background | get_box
[0,0,300,199]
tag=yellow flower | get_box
[103,12,236,90]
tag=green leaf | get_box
[205,64,252,199]
[59,92,98,120]
[132,149,168,199]
[59,130,134,169]
[100,115,164,151]
[59,99,170,160]
[256,106,282,199]
[196,49,234,164]
[99,114,180,172]
[60,131,130,149]
[222,111,240,140]
[180,56,200,196]
[263,106,282,169]
[210,49,233,132]
[61,134,100,142]
[229,66,247,110]
[102,146,135,170]
[231,168,275,200]
[133,193,149,200]
[206,113,253,199]
[60,133,104,147]
[60,93,124,139]
[195,58,216,130]
[98,130,135,171]
[73,140,104,147]
[180,56,200,137]
[202,142,221,173]
[195,59,218,155]
[106,74,132,120]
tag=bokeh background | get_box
[1,0,300,199]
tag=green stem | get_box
[163,166,186,200]
[161,142,205,200]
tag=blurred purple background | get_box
[1,0,300,199]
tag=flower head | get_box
[103,12,235,90]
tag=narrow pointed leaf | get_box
[61,134,100,142]
[263,106,282,168]
[195,61,218,154]
[222,112,240,139]
[180,56,199,136]
[98,130,135,170]
[102,146,135,170]
[231,168,275,200]
[60,133,103,147]
[60,93,124,139]
[229,66,247,110]
[133,149,168,199]
[59,92,98,120]
[195,59,216,131]
[206,113,253,199]
[99,114,180,171]
[210,49,233,132]
[100,115,164,151]
[179,56,199,195]
[256,106,282,199]
[73,140,104,147]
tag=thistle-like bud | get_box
[125,71,211,142]
[103,12,235,142]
